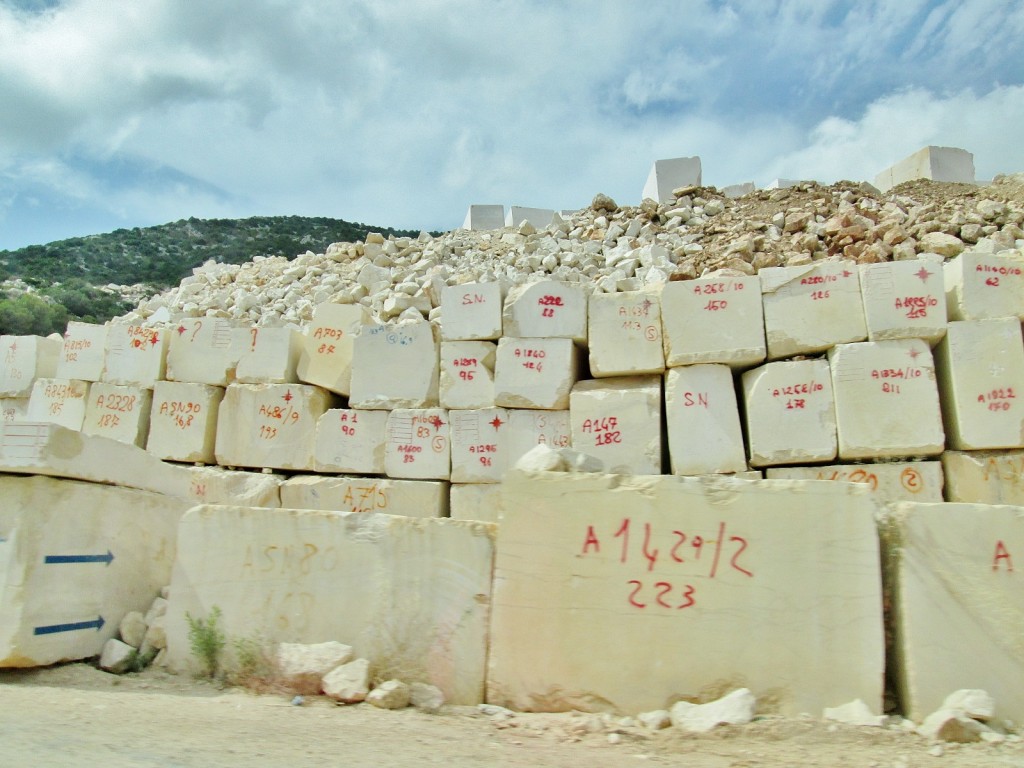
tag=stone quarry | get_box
[2,148,1024,734]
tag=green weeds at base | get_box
[185,606,226,679]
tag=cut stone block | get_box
[0,335,60,397]
[828,340,945,460]
[664,365,747,475]
[505,409,572,463]
[449,408,510,483]
[165,317,248,386]
[313,408,388,475]
[642,156,702,203]
[56,322,108,381]
[280,475,448,517]
[934,319,1024,450]
[488,471,884,715]
[349,320,440,409]
[859,259,947,343]
[0,475,188,667]
[440,341,496,409]
[441,282,503,341]
[1,398,28,423]
[570,376,662,475]
[461,204,505,231]
[760,261,867,360]
[494,337,578,410]
[164,505,496,704]
[147,381,224,463]
[385,408,451,480]
[235,325,302,384]
[741,359,837,467]
[942,450,1024,506]
[723,182,756,198]
[944,251,1024,321]
[766,461,944,504]
[450,483,504,523]
[587,290,665,377]
[661,276,766,368]
[102,323,169,388]
[502,281,588,344]
[215,383,333,471]
[874,145,975,192]
[883,501,1024,724]
[505,206,555,229]
[81,383,152,447]
[26,378,89,430]
[296,303,370,395]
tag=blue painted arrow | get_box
[44,550,114,566]
[33,616,106,636]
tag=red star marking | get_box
[908,347,921,360]
[149,333,160,347]
[282,390,294,402]
[176,325,187,335]
[641,298,653,311]
[914,267,932,282]
[9,342,17,352]
[428,415,446,431]
[489,416,505,430]
[842,270,852,278]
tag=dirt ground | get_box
[1,664,1021,768]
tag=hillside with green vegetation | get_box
[0,215,429,336]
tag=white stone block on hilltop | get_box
[942,451,1024,506]
[81,383,152,448]
[883,501,1024,724]
[236,325,302,384]
[313,408,387,475]
[385,408,450,480]
[0,335,60,397]
[1,398,28,423]
[462,204,505,231]
[662,275,766,368]
[164,505,495,704]
[441,282,503,342]
[0,474,188,667]
[56,322,108,381]
[505,409,572,464]
[765,178,805,190]
[215,383,333,471]
[766,461,944,504]
[934,319,1024,450]
[828,339,945,460]
[147,381,224,464]
[570,376,662,475]
[742,359,836,467]
[761,261,867,360]
[722,182,755,198]
[296,303,370,396]
[502,281,588,344]
[665,365,747,475]
[440,341,496,409]
[874,145,975,192]
[349,320,440,409]
[587,290,665,377]
[859,259,948,343]
[27,378,89,430]
[450,483,504,523]
[943,251,1024,321]
[102,323,168,388]
[488,471,884,715]
[280,475,449,518]
[505,206,556,229]
[642,156,702,203]
[449,407,511,483]
[494,337,578,410]
[165,317,247,386]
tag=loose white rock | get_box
[669,688,757,733]
[367,679,411,710]
[322,658,372,703]
[276,641,355,694]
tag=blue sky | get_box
[1,0,1023,251]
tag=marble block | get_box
[385,408,451,480]
[440,341,496,409]
[0,335,60,397]
[494,337,578,410]
[766,461,944,504]
[462,204,505,230]
[349,320,440,409]
[81,383,152,447]
[859,259,947,343]
[314,408,388,475]
[102,323,168,388]
[0,398,28,423]
[642,156,702,203]
[449,407,511,483]
[664,365,747,475]
[450,483,504,524]
[147,381,224,463]
[441,282,503,341]
[296,303,369,395]
[505,409,572,462]
[941,450,1024,506]
[661,276,766,368]
[235,325,302,384]
[570,376,662,475]
[26,378,89,430]
[280,475,449,517]
[56,322,108,381]
[165,317,247,385]
[944,250,1024,321]
[502,281,588,344]
[587,290,665,377]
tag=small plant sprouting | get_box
[185,605,226,679]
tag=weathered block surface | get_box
[570,377,662,475]
[165,505,495,704]
[941,450,1024,505]
[587,290,664,377]
[494,337,578,410]
[385,408,450,480]
[505,409,572,461]
[57,322,108,381]
[944,251,1024,321]
[314,408,388,475]
[859,259,947,343]
[441,282,503,341]
[166,318,247,386]
[449,408,510,483]
[661,276,765,368]
[102,323,168,388]
[81,383,152,447]
[440,340,496,409]
[236,325,302,384]
[27,378,89,430]
[296,303,369,395]
[489,472,884,715]
[665,365,747,475]
[450,483,504,523]
[349,320,439,409]
[147,381,224,463]
[1,335,60,397]
[502,281,588,344]
[766,461,944,504]
[280,475,448,517]
[1,398,29,423]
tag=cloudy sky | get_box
[1,0,1023,251]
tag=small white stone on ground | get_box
[99,638,137,674]
[669,688,756,733]
[367,679,411,709]
[322,657,372,703]
[409,682,445,713]
[823,699,885,726]
[637,710,671,730]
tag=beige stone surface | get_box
[164,505,496,704]
[26,378,90,430]
[441,282,503,341]
[944,250,1024,321]
[81,383,152,447]
[349,320,440,409]
[385,408,451,480]
[102,323,168,388]
[502,281,588,344]
[661,276,766,368]
[859,259,947,343]
[1,335,60,397]
[1,398,29,423]
[165,318,247,386]
[665,365,747,475]
[941,450,1024,505]
[934,319,1024,450]
[449,408,511,483]
[440,340,496,409]
[235,325,302,384]
[313,408,387,475]
[0,475,188,667]
[280,475,448,517]
[828,340,945,460]
[505,409,572,463]
[296,303,369,395]
[494,337,578,410]
[883,501,1024,724]
[488,471,884,716]
[765,461,944,504]
[56,322,108,382]
[147,381,224,463]
[570,376,662,475]
[449,483,504,523]
[587,290,665,377]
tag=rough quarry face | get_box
[488,471,885,716]
[941,450,1024,506]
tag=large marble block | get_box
[570,376,662,474]
[165,317,247,386]
[494,337,578,410]
[313,408,388,475]
[661,276,766,368]
[441,282,503,341]
[102,323,168,388]
[502,281,588,344]
[828,340,945,460]
[766,461,944,504]
[505,409,572,461]
[489,471,884,715]
[235,325,302,384]
[296,303,369,395]
[883,501,1024,724]
[941,450,1024,505]
[462,204,505,231]
[505,206,555,229]
[0,335,60,397]
[665,365,747,475]
[449,408,511,483]
[859,259,947,343]
[81,383,152,447]
[26,378,89,430]
[147,381,224,463]
[56,321,108,381]
[349,320,439,409]
[874,145,975,192]
[0,475,188,667]
[280,475,448,517]
[440,341,496,409]
[934,319,1024,450]
[165,505,495,704]
[760,261,867,360]
[450,483,504,523]
[385,408,450,480]
[587,290,665,377]
[742,359,837,467]
[944,250,1024,321]
[642,156,702,203]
